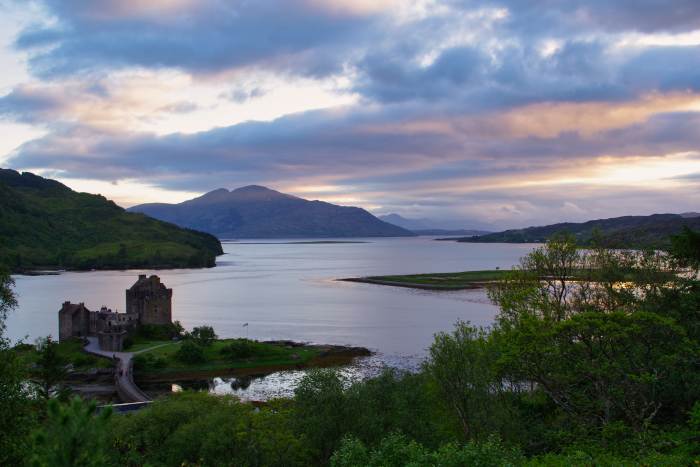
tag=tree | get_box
[489,234,680,327]
[497,312,697,431]
[175,339,205,363]
[670,227,700,271]
[0,267,17,332]
[425,321,505,441]
[0,266,34,465]
[331,433,524,467]
[189,325,217,347]
[31,397,111,467]
[294,369,349,463]
[108,392,310,466]
[33,335,68,399]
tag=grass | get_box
[347,270,508,289]
[128,339,179,353]
[133,338,321,376]
[15,338,113,371]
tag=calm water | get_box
[7,238,536,398]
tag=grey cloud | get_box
[14,0,385,79]
[0,86,66,123]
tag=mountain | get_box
[0,169,223,272]
[379,213,491,236]
[449,213,700,249]
[128,185,414,238]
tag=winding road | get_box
[84,337,152,403]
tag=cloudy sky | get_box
[1,0,699,229]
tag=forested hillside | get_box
[0,169,223,272]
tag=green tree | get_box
[109,392,310,466]
[0,266,35,465]
[175,339,205,363]
[489,234,680,327]
[189,325,217,346]
[294,369,349,463]
[33,335,68,400]
[30,397,111,467]
[497,311,697,431]
[425,321,506,441]
[331,433,524,467]
[670,227,700,270]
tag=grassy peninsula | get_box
[131,331,371,381]
[0,169,223,272]
[341,270,507,290]
[125,328,370,381]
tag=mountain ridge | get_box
[129,186,414,238]
[447,213,700,248]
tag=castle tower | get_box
[58,301,91,341]
[126,275,173,326]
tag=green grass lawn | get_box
[15,338,113,371]
[127,339,179,353]
[134,339,321,375]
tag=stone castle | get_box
[58,275,172,352]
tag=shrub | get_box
[220,339,256,360]
[175,340,205,364]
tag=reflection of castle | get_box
[58,275,172,351]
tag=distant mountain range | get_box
[0,169,223,272]
[378,213,491,236]
[448,213,700,248]
[128,186,413,238]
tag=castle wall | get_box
[98,330,127,352]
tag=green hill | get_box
[0,169,223,272]
[450,213,700,249]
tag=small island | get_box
[52,274,370,403]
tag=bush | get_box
[175,340,205,364]
[133,353,167,371]
[220,339,256,360]
[331,433,524,467]
[108,392,310,466]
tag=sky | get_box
[1,0,699,230]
